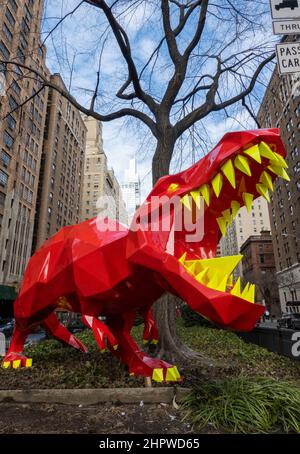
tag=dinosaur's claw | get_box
[2,355,32,369]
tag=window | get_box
[0,40,10,59]
[0,149,11,168]
[5,8,16,27]
[3,131,13,148]
[0,192,5,206]
[11,80,21,96]
[24,4,32,22]
[8,0,18,12]
[6,114,16,131]
[0,170,8,187]
[2,23,13,42]
[9,95,18,110]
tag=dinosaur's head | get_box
[127,129,288,330]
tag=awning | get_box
[0,285,17,301]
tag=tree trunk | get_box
[151,136,215,371]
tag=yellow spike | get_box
[260,171,273,191]
[151,339,158,345]
[271,152,288,168]
[181,194,192,211]
[231,277,241,297]
[3,362,10,369]
[231,201,240,218]
[179,252,187,265]
[166,367,178,382]
[242,192,254,213]
[199,184,210,206]
[221,159,236,188]
[187,261,197,275]
[222,209,232,224]
[212,173,223,198]
[259,141,277,161]
[268,165,290,181]
[245,284,255,303]
[152,368,164,382]
[197,256,243,280]
[217,274,229,292]
[227,274,233,287]
[13,360,21,369]
[216,217,227,236]
[207,273,221,290]
[242,283,250,300]
[143,339,148,345]
[256,183,270,203]
[244,144,261,163]
[234,155,252,176]
[113,344,118,351]
[195,267,209,285]
[191,189,201,209]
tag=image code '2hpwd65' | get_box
[2,129,289,383]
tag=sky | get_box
[42,0,277,201]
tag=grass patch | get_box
[181,377,300,433]
[0,319,299,389]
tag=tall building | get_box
[240,230,280,317]
[258,68,300,313]
[0,0,48,286]
[80,116,128,224]
[32,74,86,250]
[220,197,271,276]
[121,159,141,221]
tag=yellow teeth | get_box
[268,165,290,181]
[271,152,288,168]
[234,155,252,176]
[181,194,192,211]
[221,159,236,188]
[191,189,201,209]
[180,254,255,303]
[199,184,210,206]
[222,209,232,224]
[217,217,227,236]
[260,171,273,191]
[256,183,270,202]
[259,142,277,161]
[244,144,261,163]
[212,173,223,198]
[231,201,240,218]
[242,192,254,213]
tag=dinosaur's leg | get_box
[82,315,119,352]
[107,312,181,383]
[2,325,33,369]
[43,312,88,353]
[140,307,159,345]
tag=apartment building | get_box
[257,66,300,313]
[240,231,280,317]
[33,74,86,250]
[81,116,128,224]
[0,0,48,286]
[220,197,271,277]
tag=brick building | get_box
[240,231,281,317]
[257,64,300,313]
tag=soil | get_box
[0,402,213,434]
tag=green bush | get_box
[181,377,300,433]
[181,305,213,327]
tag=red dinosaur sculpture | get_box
[3,129,288,382]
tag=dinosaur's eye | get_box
[167,183,179,193]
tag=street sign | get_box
[270,0,300,19]
[273,19,300,34]
[276,42,300,74]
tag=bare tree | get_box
[1,0,276,363]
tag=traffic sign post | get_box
[270,0,300,20]
[273,19,300,34]
[276,42,300,74]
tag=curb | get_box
[0,387,191,405]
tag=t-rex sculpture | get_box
[2,129,288,382]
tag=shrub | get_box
[181,377,300,433]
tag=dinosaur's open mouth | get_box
[176,140,289,304]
